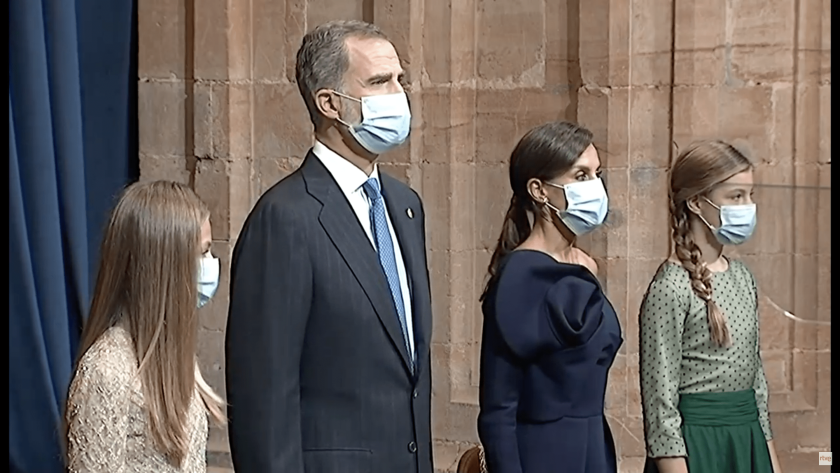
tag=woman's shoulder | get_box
[70,326,138,399]
[489,250,609,358]
[496,249,599,290]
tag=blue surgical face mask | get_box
[334,91,412,155]
[544,178,609,236]
[197,253,220,308]
[699,197,757,246]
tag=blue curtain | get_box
[8,0,137,471]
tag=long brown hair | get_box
[669,140,753,347]
[64,180,225,466]
[480,121,595,301]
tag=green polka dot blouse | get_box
[638,258,773,458]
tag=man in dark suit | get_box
[224,20,434,473]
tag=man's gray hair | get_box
[295,20,389,128]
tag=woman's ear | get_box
[526,178,548,205]
[686,196,702,216]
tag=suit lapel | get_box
[381,177,429,377]
[301,153,413,372]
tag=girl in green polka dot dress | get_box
[638,140,782,473]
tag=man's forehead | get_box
[345,36,401,66]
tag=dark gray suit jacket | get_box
[225,150,434,473]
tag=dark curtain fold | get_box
[8,0,137,471]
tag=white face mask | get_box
[197,253,220,308]
[543,178,609,236]
[334,91,412,155]
[698,197,757,246]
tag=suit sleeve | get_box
[225,201,312,472]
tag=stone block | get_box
[371,0,413,68]
[731,0,796,47]
[672,86,719,149]
[817,352,831,409]
[601,169,629,259]
[428,249,452,345]
[578,88,630,169]
[544,0,574,89]
[761,350,790,393]
[797,0,830,50]
[602,257,629,331]
[306,0,363,31]
[197,328,226,398]
[448,250,479,346]
[577,0,611,86]
[674,0,726,50]
[195,158,252,241]
[627,88,672,169]
[421,163,452,251]
[730,46,795,83]
[627,167,670,259]
[421,89,454,164]
[476,0,545,83]
[138,81,187,157]
[190,83,251,161]
[819,86,831,163]
[717,86,775,161]
[624,356,641,417]
[795,84,826,165]
[252,0,288,81]
[628,2,673,87]
[252,83,313,159]
[193,0,230,81]
[474,89,570,165]
[674,48,726,86]
[474,163,511,252]
[138,0,186,78]
[138,155,191,184]
[422,0,453,85]
[605,353,628,415]
[609,413,645,458]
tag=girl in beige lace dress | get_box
[63,180,226,473]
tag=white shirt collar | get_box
[312,140,380,197]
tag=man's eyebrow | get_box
[366,72,393,84]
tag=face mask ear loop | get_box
[330,90,361,128]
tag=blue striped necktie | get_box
[362,177,414,370]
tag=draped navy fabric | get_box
[8,0,137,471]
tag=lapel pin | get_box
[406,208,414,219]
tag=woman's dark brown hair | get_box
[480,121,595,301]
[63,180,225,466]
[669,140,753,347]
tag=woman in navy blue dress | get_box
[477,121,623,473]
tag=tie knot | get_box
[362,177,382,202]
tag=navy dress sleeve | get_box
[478,251,607,473]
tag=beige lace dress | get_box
[65,325,208,473]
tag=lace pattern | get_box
[65,326,208,473]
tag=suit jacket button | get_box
[412,389,418,398]
[408,441,417,453]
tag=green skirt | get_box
[644,389,773,473]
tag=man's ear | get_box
[315,89,341,121]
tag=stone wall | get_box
[137,0,831,471]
